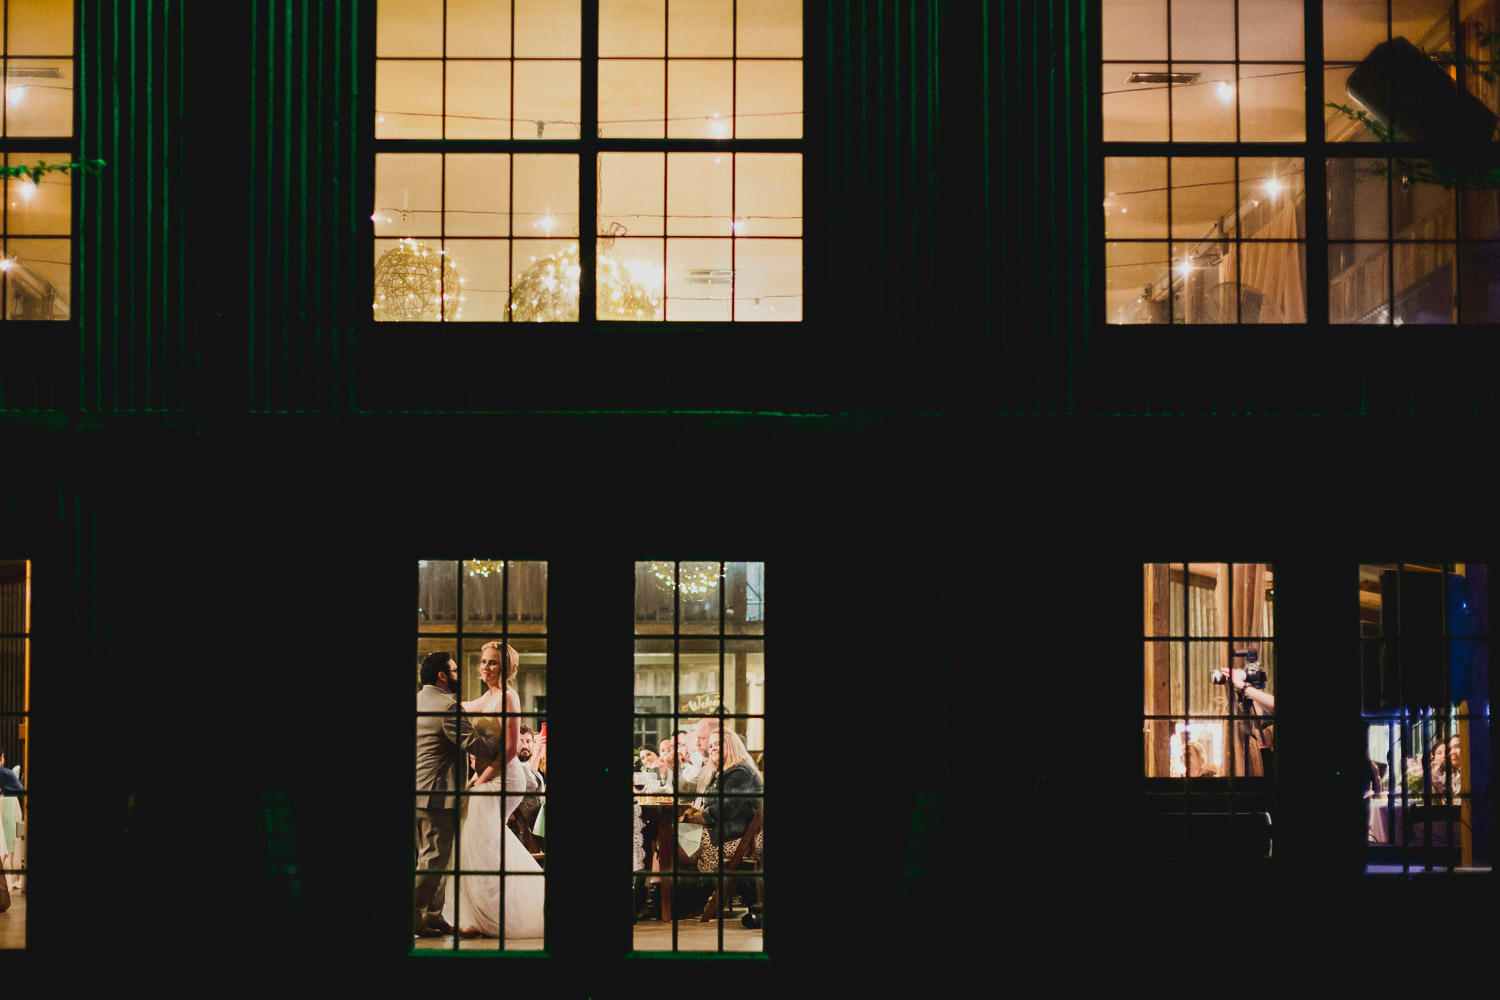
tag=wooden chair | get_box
[700,806,762,923]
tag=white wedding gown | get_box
[444,756,546,940]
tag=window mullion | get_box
[579,0,599,325]
[1304,0,1329,325]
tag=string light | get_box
[372,237,463,321]
[6,85,25,107]
[649,562,722,597]
[466,560,505,578]
[1215,81,1235,104]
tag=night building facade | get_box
[0,0,1494,984]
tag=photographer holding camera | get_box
[1218,666,1275,712]
[1215,649,1275,776]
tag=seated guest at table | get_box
[1428,740,1452,799]
[653,737,677,790]
[673,730,696,781]
[508,726,546,854]
[686,716,722,775]
[1185,741,1217,778]
[681,729,764,876]
[638,746,662,780]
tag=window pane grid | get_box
[0,558,30,950]
[1360,563,1491,875]
[415,559,548,952]
[375,1,803,325]
[1,0,75,322]
[1142,562,1276,868]
[1102,1,1500,326]
[634,560,764,954]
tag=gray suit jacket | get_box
[416,684,494,809]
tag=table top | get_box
[637,796,681,807]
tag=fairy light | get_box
[6,86,26,107]
[1263,177,1283,197]
[372,237,462,321]
[0,258,10,272]
[708,112,729,139]
[650,562,722,597]
[466,560,505,578]
[1215,81,1235,104]
[508,241,658,322]
[19,181,37,202]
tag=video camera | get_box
[1212,648,1266,690]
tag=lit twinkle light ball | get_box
[508,242,659,322]
[372,238,463,321]
[649,561,722,596]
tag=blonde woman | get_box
[446,641,545,939]
[680,728,764,873]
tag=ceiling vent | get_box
[5,66,63,79]
[685,269,736,285]
[1126,71,1199,85]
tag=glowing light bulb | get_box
[1264,178,1283,196]
[7,86,26,107]
[732,219,746,235]
[537,215,556,235]
[1176,259,1194,276]
[1215,81,1235,104]
[19,181,36,201]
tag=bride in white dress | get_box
[444,641,545,940]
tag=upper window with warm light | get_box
[1102,0,1500,326]
[373,0,803,323]
[1,0,74,322]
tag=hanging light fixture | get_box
[466,560,505,579]
[649,562,722,597]
[373,237,463,321]
[508,241,658,322]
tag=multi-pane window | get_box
[0,559,29,949]
[1360,564,1492,874]
[633,560,764,953]
[1143,563,1276,782]
[1102,0,1500,325]
[2,0,74,321]
[414,559,549,951]
[373,0,803,323]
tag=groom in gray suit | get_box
[414,650,496,937]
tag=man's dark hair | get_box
[519,724,533,735]
[419,650,453,687]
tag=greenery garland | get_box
[0,158,106,184]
